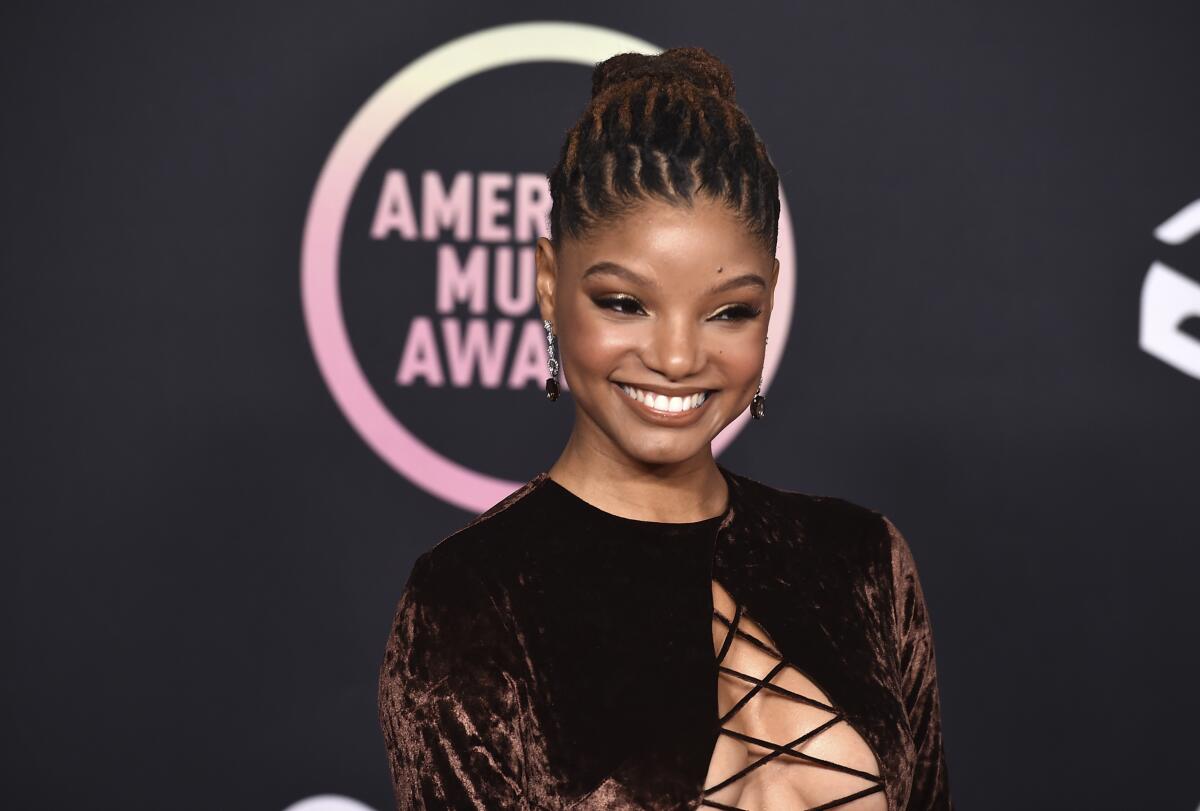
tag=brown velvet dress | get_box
[378,465,952,810]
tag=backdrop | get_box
[4,3,1199,810]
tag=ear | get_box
[766,256,781,316]
[535,237,560,329]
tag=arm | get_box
[378,551,531,811]
[884,517,953,810]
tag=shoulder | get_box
[722,465,899,562]
[392,476,549,654]
[723,467,924,623]
[409,472,550,590]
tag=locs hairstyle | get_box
[547,46,781,255]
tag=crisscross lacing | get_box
[701,601,885,811]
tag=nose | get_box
[644,312,705,381]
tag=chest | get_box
[512,521,915,810]
[703,578,887,811]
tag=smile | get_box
[614,381,713,420]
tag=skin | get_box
[535,195,881,805]
[535,193,780,523]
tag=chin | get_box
[628,447,701,468]
[612,429,716,468]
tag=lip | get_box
[611,381,714,426]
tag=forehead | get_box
[562,195,770,279]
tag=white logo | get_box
[1140,198,1200,380]
[282,796,376,811]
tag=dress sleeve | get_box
[378,551,532,811]
[884,517,953,810]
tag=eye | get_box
[593,295,646,316]
[710,304,763,322]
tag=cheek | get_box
[708,332,766,381]
[562,311,639,377]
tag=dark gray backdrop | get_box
[4,2,1199,809]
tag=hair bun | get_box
[591,46,737,102]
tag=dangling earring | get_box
[750,334,767,419]
[544,319,560,401]
[750,379,766,419]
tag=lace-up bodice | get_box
[703,579,886,810]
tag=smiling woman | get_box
[538,194,775,464]
[379,46,953,811]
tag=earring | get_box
[544,319,560,401]
[750,333,767,419]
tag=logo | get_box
[302,22,796,512]
[1140,198,1200,380]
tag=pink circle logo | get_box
[301,22,796,512]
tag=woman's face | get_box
[536,194,780,469]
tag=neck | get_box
[547,422,729,523]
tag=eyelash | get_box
[594,295,762,322]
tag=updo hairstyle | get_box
[547,46,780,255]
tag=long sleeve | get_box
[378,550,532,811]
[885,517,953,810]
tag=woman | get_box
[379,47,953,811]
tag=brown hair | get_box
[547,46,780,254]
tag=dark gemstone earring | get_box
[750,335,767,419]
[750,386,766,420]
[544,319,560,401]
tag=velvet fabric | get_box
[379,465,952,810]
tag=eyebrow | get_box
[581,261,766,295]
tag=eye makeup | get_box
[592,294,762,322]
[709,304,763,321]
[593,294,646,315]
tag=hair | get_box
[547,46,780,255]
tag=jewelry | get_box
[750,333,767,419]
[544,319,560,401]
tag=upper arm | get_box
[884,517,954,810]
[378,551,532,810]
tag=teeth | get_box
[619,384,708,413]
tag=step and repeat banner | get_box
[5,4,1198,810]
